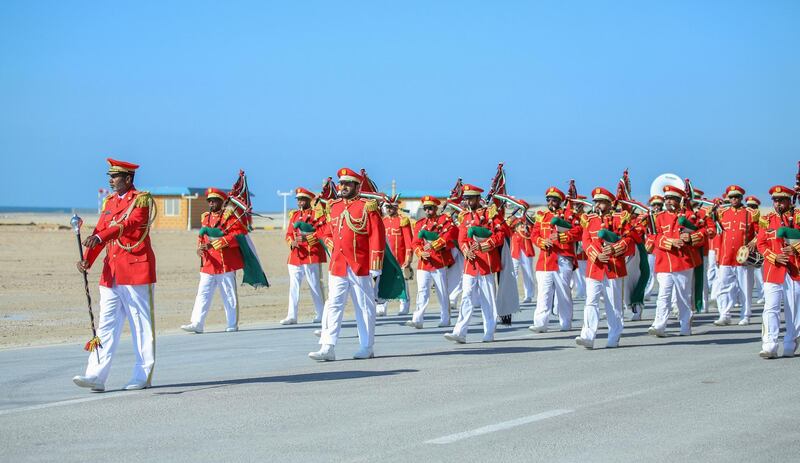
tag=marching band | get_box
[72,158,800,392]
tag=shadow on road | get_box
[150,369,418,394]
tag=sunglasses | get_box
[108,173,128,179]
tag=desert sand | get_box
[0,218,342,349]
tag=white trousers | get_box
[533,256,574,330]
[707,249,719,300]
[191,271,238,330]
[581,277,624,345]
[762,276,800,354]
[447,248,465,305]
[85,284,155,385]
[319,267,376,349]
[572,260,587,299]
[452,274,497,338]
[716,265,754,320]
[513,253,536,301]
[286,263,325,320]
[653,270,693,333]
[377,279,410,314]
[645,254,657,298]
[624,249,642,310]
[754,267,765,300]
[412,268,450,324]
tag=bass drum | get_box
[736,245,764,268]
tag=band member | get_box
[446,205,467,311]
[713,185,758,326]
[692,188,714,313]
[281,187,327,325]
[644,195,664,301]
[746,196,766,303]
[529,187,582,333]
[621,208,648,321]
[73,158,156,392]
[308,168,385,361]
[444,184,505,343]
[376,195,413,316]
[645,185,706,337]
[571,196,588,300]
[576,187,631,349]
[407,196,458,328]
[181,188,247,334]
[756,185,800,358]
[508,199,536,304]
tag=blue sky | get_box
[1,0,798,211]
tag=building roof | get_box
[144,187,214,197]
[395,190,452,199]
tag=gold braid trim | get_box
[115,193,157,252]
[364,199,378,213]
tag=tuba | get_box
[650,173,685,199]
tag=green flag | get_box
[377,243,406,300]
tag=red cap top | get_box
[769,185,794,198]
[421,195,441,206]
[649,195,664,205]
[462,184,484,196]
[295,187,316,199]
[337,168,363,184]
[745,195,761,206]
[206,187,227,201]
[591,187,615,202]
[725,185,745,198]
[106,158,139,175]
[544,187,565,201]
[663,185,686,198]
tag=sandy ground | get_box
[0,217,341,349]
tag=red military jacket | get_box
[413,214,457,271]
[757,210,800,283]
[458,207,507,276]
[383,214,413,267]
[199,209,247,274]
[582,212,631,280]
[85,188,157,287]
[644,210,706,273]
[285,208,327,265]
[716,206,758,266]
[695,206,716,257]
[508,217,536,259]
[320,198,385,277]
[530,208,583,271]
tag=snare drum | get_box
[736,246,764,268]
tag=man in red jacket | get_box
[444,184,506,343]
[645,185,706,337]
[746,195,766,303]
[508,199,536,304]
[308,168,385,361]
[712,185,759,326]
[376,195,413,316]
[181,188,248,334]
[756,185,800,358]
[281,187,327,325]
[529,187,583,333]
[575,187,631,349]
[73,158,157,392]
[407,196,458,328]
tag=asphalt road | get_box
[2,300,798,462]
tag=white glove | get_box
[369,270,382,278]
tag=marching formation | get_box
[72,158,800,392]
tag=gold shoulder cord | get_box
[342,207,369,235]
[114,193,158,252]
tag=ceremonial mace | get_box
[70,214,102,361]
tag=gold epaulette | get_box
[400,215,410,227]
[364,199,378,213]
[458,211,468,222]
[134,191,152,208]
[534,210,545,223]
[313,203,325,220]
[613,210,631,225]
[759,212,773,229]
[749,208,760,223]
[201,211,209,220]
[288,209,297,218]
[101,194,112,211]
[487,203,498,219]
[580,214,592,228]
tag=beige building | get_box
[145,187,213,230]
